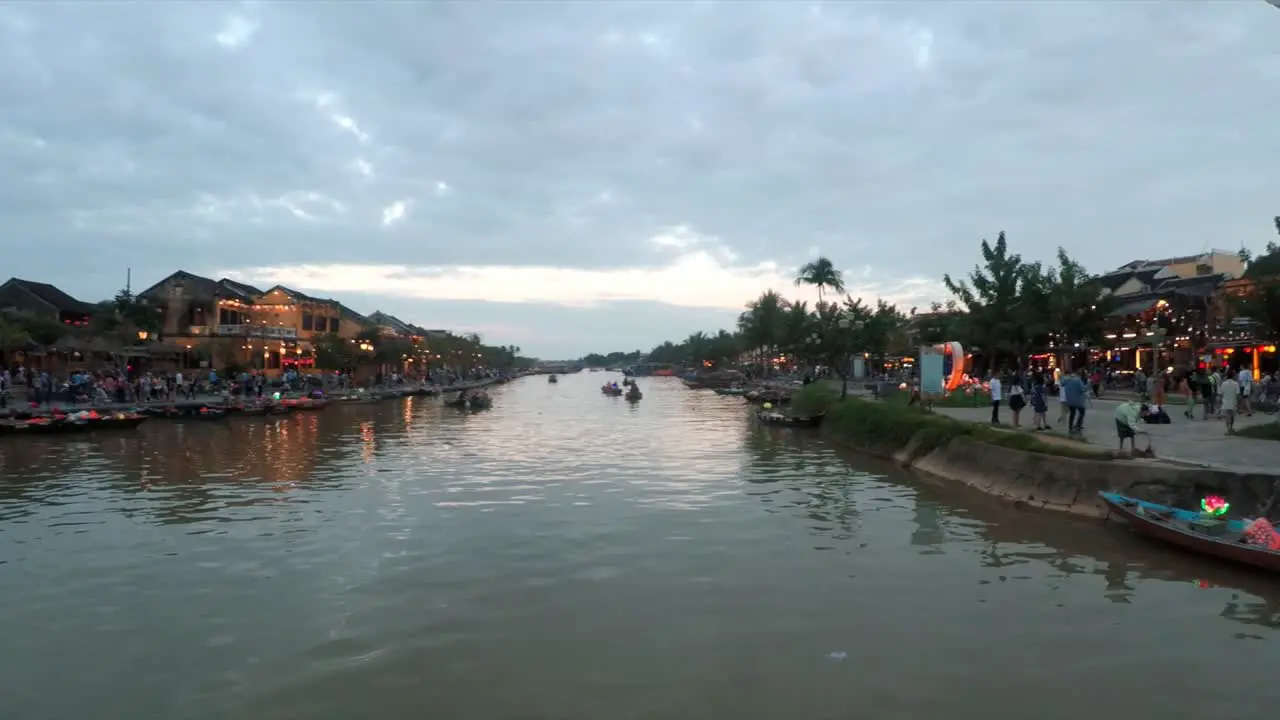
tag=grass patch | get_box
[1236,422,1280,442]
[801,385,1112,461]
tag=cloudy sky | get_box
[2,2,1278,358]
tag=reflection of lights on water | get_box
[361,421,376,464]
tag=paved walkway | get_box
[933,397,1279,475]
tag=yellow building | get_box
[138,272,373,375]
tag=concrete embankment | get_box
[811,395,1280,520]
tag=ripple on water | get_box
[1,375,1278,719]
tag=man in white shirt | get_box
[1237,367,1253,416]
[989,374,1003,424]
[1220,375,1240,434]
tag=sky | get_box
[1,2,1278,359]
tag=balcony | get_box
[214,324,298,340]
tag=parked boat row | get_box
[0,411,148,435]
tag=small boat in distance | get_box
[626,385,643,402]
[602,384,623,396]
[548,374,558,383]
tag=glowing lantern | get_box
[1200,495,1229,516]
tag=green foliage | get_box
[313,333,356,370]
[794,256,846,303]
[820,395,1113,461]
[789,383,838,416]
[12,315,65,346]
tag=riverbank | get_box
[797,388,1280,520]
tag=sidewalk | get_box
[933,398,1280,475]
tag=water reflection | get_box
[743,427,1280,633]
[2,373,1278,720]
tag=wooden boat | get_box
[442,395,469,409]
[0,413,147,435]
[468,395,492,410]
[279,398,331,411]
[601,385,623,396]
[625,390,643,402]
[548,375,558,384]
[714,387,747,396]
[755,411,825,428]
[1099,492,1280,572]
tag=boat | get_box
[601,385,623,396]
[754,410,825,428]
[625,389,643,402]
[279,397,331,411]
[1098,492,1280,572]
[714,387,748,396]
[468,394,492,410]
[443,395,469,409]
[548,375,558,384]
[622,378,634,387]
[0,413,147,435]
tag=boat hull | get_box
[1099,492,1280,573]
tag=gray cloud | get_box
[1,1,1278,356]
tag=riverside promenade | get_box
[932,397,1279,475]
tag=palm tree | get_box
[739,290,786,374]
[794,256,846,305]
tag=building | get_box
[137,272,376,374]
[1095,252,1244,373]
[366,310,420,339]
[0,278,94,326]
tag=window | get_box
[302,313,313,331]
[329,317,339,332]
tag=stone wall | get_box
[865,433,1280,519]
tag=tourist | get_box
[1057,374,1069,426]
[988,372,1002,424]
[1237,365,1254,416]
[1007,374,1025,428]
[1201,368,1217,420]
[1089,368,1102,398]
[1061,370,1088,436]
[1113,399,1144,453]
[1178,373,1195,419]
[1220,372,1240,435]
[1030,376,1049,431]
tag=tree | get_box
[943,232,1025,373]
[313,333,357,371]
[0,318,32,365]
[738,290,786,374]
[794,256,846,304]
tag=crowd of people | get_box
[0,363,508,409]
[984,364,1279,450]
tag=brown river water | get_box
[2,373,1278,719]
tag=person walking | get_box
[1031,376,1049,431]
[989,373,1003,425]
[1221,373,1240,435]
[1007,376,1026,428]
[1237,365,1254,417]
[1061,370,1088,436]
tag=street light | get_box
[137,330,149,341]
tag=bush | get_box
[790,383,839,416]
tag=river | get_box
[2,373,1277,719]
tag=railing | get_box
[213,324,298,339]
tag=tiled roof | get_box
[4,278,94,313]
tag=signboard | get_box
[919,346,945,395]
